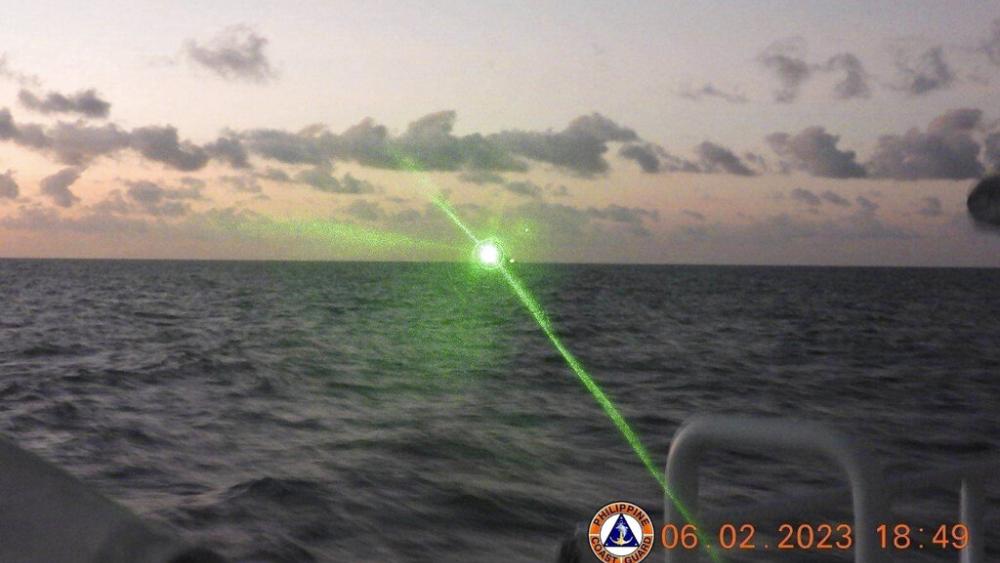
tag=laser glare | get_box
[475,239,503,269]
[400,155,720,561]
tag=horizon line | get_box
[1,255,998,270]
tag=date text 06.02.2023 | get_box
[660,523,969,551]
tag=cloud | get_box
[185,26,276,82]
[967,175,1000,228]
[695,141,755,175]
[293,166,377,194]
[243,112,529,173]
[504,180,542,198]
[983,131,1000,173]
[2,197,241,237]
[563,113,640,142]
[586,204,658,235]
[396,110,527,172]
[242,127,327,165]
[856,195,879,212]
[389,207,425,225]
[759,39,811,103]
[659,151,702,173]
[328,118,394,168]
[126,179,202,202]
[259,167,292,182]
[398,111,472,170]
[766,127,866,178]
[458,169,505,184]
[40,167,82,207]
[619,142,701,174]
[219,174,261,193]
[928,107,981,133]
[547,184,569,197]
[521,202,578,238]
[508,200,657,242]
[755,211,910,242]
[341,173,377,194]
[691,209,913,245]
[1,203,152,234]
[678,83,747,103]
[180,177,206,189]
[18,88,110,118]
[820,53,871,100]
[830,211,908,239]
[759,42,870,102]
[0,54,40,87]
[294,165,342,192]
[820,190,851,207]
[865,108,984,180]
[586,205,658,223]
[0,108,245,172]
[743,152,770,172]
[490,113,637,176]
[917,196,943,217]
[46,121,131,165]
[4,113,197,171]
[205,135,250,169]
[125,179,202,216]
[0,170,19,199]
[0,107,53,151]
[344,199,384,221]
[619,143,661,173]
[91,189,132,215]
[790,188,822,206]
[0,109,16,138]
[237,112,671,177]
[980,18,1000,66]
[130,126,210,171]
[894,46,955,95]
[787,188,852,209]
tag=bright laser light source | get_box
[475,240,503,269]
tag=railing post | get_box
[663,415,889,563]
[662,428,702,563]
[960,478,984,563]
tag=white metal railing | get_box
[663,415,996,563]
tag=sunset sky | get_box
[2,0,1000,266]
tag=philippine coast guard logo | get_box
[589,502,654,562]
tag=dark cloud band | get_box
[18,89,110,118]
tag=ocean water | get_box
[0,259,997,562]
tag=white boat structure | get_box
[559,415,997,563]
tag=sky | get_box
[2,0,1000,266]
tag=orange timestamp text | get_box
[660,522,969,551]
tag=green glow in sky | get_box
[207,212,456,256]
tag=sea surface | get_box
[0,259,998,562]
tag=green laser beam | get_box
[431,195,479,242]
[429,197,720,561]
[296,145,719,559]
